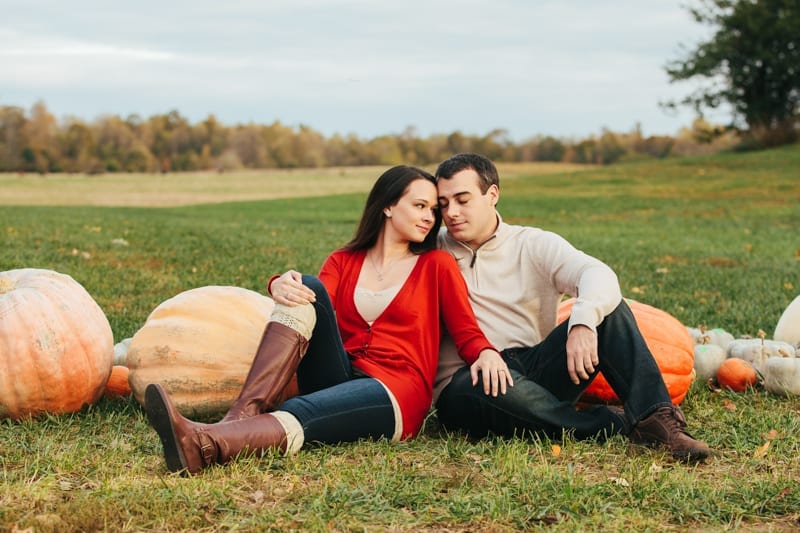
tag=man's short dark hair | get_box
[435,153,499,194]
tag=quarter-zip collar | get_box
[444,212,506,268]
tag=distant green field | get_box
[0,161,585,207]
[1,147,799,531]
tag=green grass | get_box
[1,146,800,531]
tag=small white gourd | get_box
[687,327,704,345]
[686,326,734,350]
[703,328,735,351]
[727,333,796,376]
[113,338,132,366]
[763,355,800,396]
[693,343,727,382]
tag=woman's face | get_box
[386,178,438,243]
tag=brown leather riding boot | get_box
[220,302,316,423]
[197,412,289,467]
[145,383,289,474]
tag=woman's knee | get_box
[301,274,325,295]
[301,274,335,320]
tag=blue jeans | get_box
[276,275,396,444]
[435,300,672,440]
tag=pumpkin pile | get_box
[0,269,115,420]
[689,294,800,395]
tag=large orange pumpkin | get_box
[127,285,288,420]
[557,298,695,405]
[0,268,114,420]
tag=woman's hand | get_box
[269,270,316,306]
[470,349,514,397]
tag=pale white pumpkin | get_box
[686,327,734,351]
[127,286,276,420]
[687,327,704,345]
[763,356,800,396]
[113,337,131,366]
[727,338,796,374]
[703,328,735,351]
[774,295,800,348]
[693,343,727,382]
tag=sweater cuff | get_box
[567,299,603,333]
[462,343,496,366]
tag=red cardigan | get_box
[319,248,494,438]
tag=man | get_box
[433,153,711,461]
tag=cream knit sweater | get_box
[433,215,622,402]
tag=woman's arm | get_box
[436,252,512,396]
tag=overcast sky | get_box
[1,1,719,140]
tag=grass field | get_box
[1,147,800,531]
[0,162,586,207]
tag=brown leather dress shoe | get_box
[629,406,712,462]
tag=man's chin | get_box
[446,228,469,241]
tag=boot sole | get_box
[144,384,189,473]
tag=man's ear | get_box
[487,184,499,207]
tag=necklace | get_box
[368,250,410,281]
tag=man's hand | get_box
[470,349,514,396]
[566,324,599,385]
[269,270,316,306]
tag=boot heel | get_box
[145,384,190,473]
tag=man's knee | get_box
[435,369,476,424]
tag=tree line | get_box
[1,101,742,174]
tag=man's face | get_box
[437,168,499,249]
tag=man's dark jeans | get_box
[435,300,672,440]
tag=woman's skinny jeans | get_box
[276,275,396,444]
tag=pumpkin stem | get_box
[0,276,14,294]
[753,329,770,364]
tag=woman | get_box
[145,165,513,474]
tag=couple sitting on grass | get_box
[145,153,711,474]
